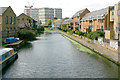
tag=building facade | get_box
[61,19,73,29]
[72,8,90,31]
[80,8,108,33]
[17,13,32,29]
[105,2,120,42]
[0,6,17,39]
[24,8,62,24]
[54,8,62,19]
[17,13,37,29]
[24,8,39,21]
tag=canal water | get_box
[2,32,119,78]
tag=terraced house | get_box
[0,6,17,39]
[80,8,108,33]
[72,8,90,31]
[61,19,72,29]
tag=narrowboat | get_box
[0,48,18,70]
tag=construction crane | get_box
[25,1,35,18]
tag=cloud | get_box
[0,0,119,18]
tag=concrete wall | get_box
[113,3,120,39]
[110,40,118,50]
[105,30,114,40]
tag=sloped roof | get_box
[55,20,63,26]
[0,48,13,56]
[81,8,108,21]
[72,9,86,18]
[17,13,31,18]
[62,19,72,25]
[0,7,8,16]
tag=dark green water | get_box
[2,33,119,78]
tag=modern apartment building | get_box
[24,8,62,24]
[72,8,90,31]
[54,8,62,19]
[105,2,120,42]
[0,6,17,39]
[80,8,108,33]
[39,8,54,24]
[24,8,39,21]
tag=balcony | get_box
[116,27,120,32]
[96,29,103,31]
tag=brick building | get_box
[72,8,90,31]
[105,2,120,42]
[80,8,108,33]
[0,6,17,39]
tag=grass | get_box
[64,35,95,54]
[63,35,120,66]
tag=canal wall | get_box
[58,31,120,65]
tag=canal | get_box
[2,32,119,78]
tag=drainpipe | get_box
[107,7,110,30]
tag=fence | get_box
[73,34,118,52]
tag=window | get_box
[80,25,81,29]
[101,19,103,23]
[13,17,15,24]
[89,26,92,29]
[2,55,5,60]
[6,27,9,31]
[118,10,120,16]
[17,18,20,21]
[7,52,10,56]
[101,25,103,29]
[89,20,92,23]
[0,56,1,61]
[10,27,12,30]
[10,16,12,24]
[112,11,114,16]
[9,51,12,55]
[4,53,8,58]
[22,18,24,21]
[14,27,16,30]
[97,25,99,29]
[5,16,8,24]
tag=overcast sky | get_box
[0,0,120,18]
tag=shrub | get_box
[76,30,84,36]
[87,31,104,40]
[88,26,91,33]
[18,29,36,41]
[37,26,44,33]
[69,31,74,35]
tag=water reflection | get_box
[2,32,119,78]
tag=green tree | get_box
[37,26,44,33]
[64,17,69,19]
[45,20,52,25]
[18,29,36,41]
[40,20,42,25]
[54,17,58,20]
[88,26,91,33]
[87,31,104,40]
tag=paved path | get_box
[59,31,119,63]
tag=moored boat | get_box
[0,48,18,70]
